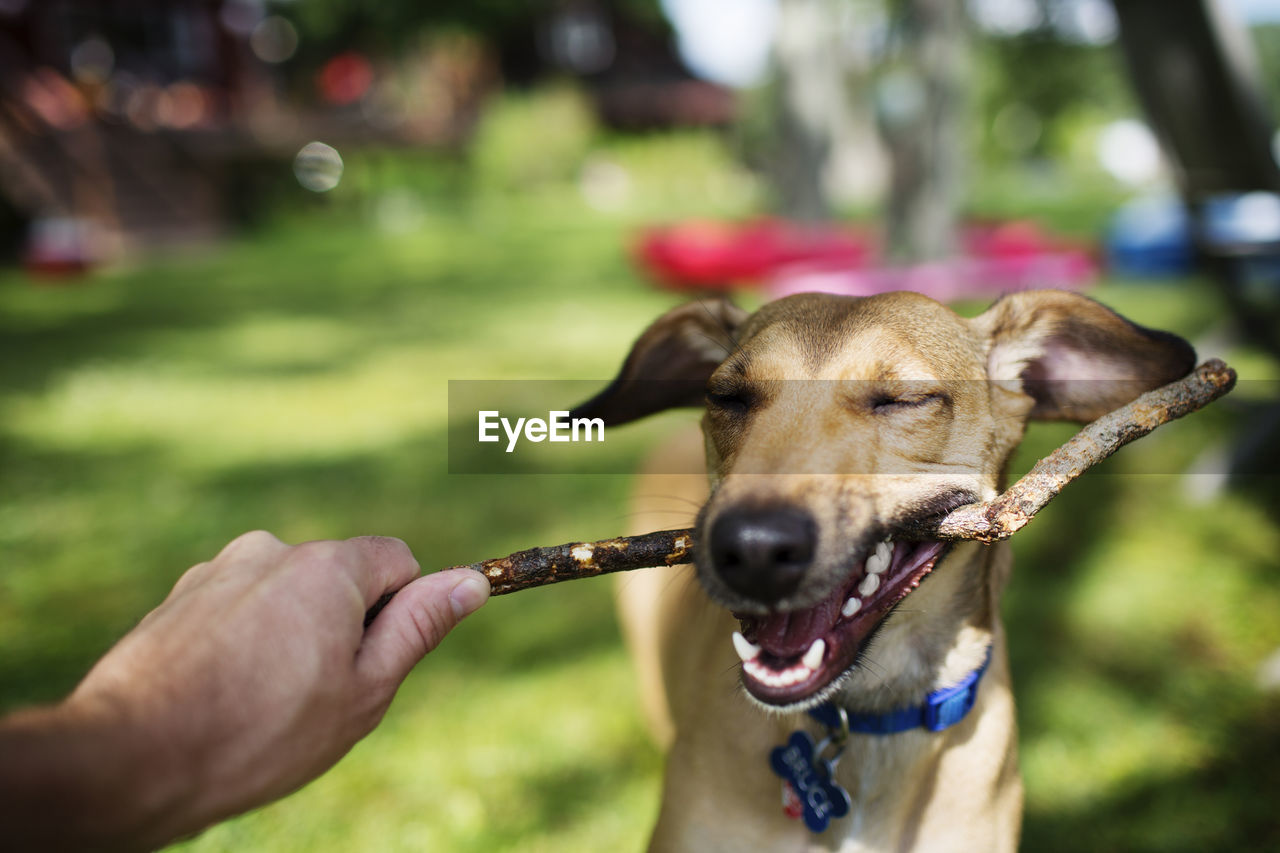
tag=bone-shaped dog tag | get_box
[769,731,851,833]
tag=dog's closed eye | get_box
[870,391,950,414]
[706,388,755,416]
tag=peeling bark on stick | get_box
[460,530,696,595]
[363,360,1235,623]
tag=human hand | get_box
[30,531,489,849]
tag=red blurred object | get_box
[632,217,1095,302]
[634,218,872,291]
[962,220,1069,260]
[317,52,374,106]
[22,218,99,280]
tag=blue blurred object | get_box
[1202,191,1280,247]
[1202,192,1280,286]
[1105,194,1194,277]
[1106,191,1280,280]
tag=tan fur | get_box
[591,291,1193,851]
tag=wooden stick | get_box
[363,529,695,624]
[904,357,1237,542]
[364,360,1235,621]
[465,530,696,595]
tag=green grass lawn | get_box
[2,136,1279,851]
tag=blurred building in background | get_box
[0,0,499,267]
[0,0,740,270]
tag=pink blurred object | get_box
[768,220,1096,301]
[767,252,1096,302]
[633,217,1096,301]
[634,218,872,291]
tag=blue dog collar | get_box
[762,648,993,824]
[768,645,994,832]
[808,644,993,735]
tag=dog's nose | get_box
[708,506,817,602]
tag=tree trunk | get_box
[772,0,843,221]
[878,0,968,261]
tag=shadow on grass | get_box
[466,738,661,850]
[1021,697,1280,852]
[0,209,641,400]
[0,434,236,706]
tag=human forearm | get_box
[0,693,195,852]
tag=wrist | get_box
[0,691,199,851]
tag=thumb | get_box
[357,569,490,686]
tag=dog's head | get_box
[576,291,1194,708]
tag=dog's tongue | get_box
[750,588,844,658]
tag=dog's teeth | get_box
[841,596,862,617]
[858,573,881,596]
[741,644,824,688]
[732,631,761,662]
[743,658,813,688]
[802,638,825,670]
[866,540,893,574]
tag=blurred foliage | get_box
[298,89,763,223]
[2,126,1279,851]
[972,31,1134,164]
[965,162,1129,238]
[469,86,598,190]
[280,0,667,67]
[1251,24,1280,118]
[972,12,1279,173]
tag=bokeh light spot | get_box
[251,16,298,64]
[70,36,114,84]
[1097,118,1161,185]
[318,51,374,106]
[293,141,344,193]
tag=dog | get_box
[572,290,1195,851]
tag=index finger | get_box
[333,535,423,608]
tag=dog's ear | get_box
[971,290,1196,422]
[571,298,748,427]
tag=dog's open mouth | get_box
[732,539,949,706]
